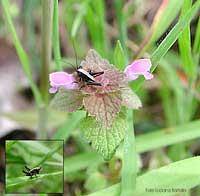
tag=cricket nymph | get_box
[75,65,104,87]
[22,166,41,178]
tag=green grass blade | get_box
[64,152,103,177]
[18,141,62,162]
[93,0,107,55]
[84,1,107,57]
[53,111,84,140]
[34,142,63,167]
[114,40,126,70]
[132,0,200,91]
[151,0,200,70]
[6,171,62,189]
[136,120,200,153]
[178,0,194,78]
[114,0,128,59]
[53,0,62,70]
[87,156,200,196]
[71,8,85,39]
[85,4,99,49]
[151,0,184,42]
[121,110,136,196]
[2,0,42,105]
[193,16,200,55]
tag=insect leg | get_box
[22,170,28,175]
[90,71,104,77]
[25,166,31,171]
[86,81,102,86]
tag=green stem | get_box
[40,0,53,104]
[53,0,62,71]
[38,0,53,139]
[121,110,137,196]
[38,105,48,139]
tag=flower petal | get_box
[144,72,154,80]
[49,72,76,93]
[124,58,153,81]
[49,86,58,94]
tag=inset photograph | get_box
[5,140,64,194]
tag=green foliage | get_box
[64,152,103,177]
[114,40,126,70]
[178,0,194,79]
[3,108,66,130]
[2,0,200,195]
[84,0,108,57]
[114,0,128,59]
[84,172,108,192]
[88,156,200,196]
[2,0,42,105]
[151,0,184,42]
[79,111,127,160]
[53,0,62,71]
[151,0,200,70]
[135,120,200,153]
[121,109,136,196]
[131,0,200,91]
[6,140,63,193]
[193,16,200,55]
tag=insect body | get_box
[22,166,41,178]
[76,66,104,86]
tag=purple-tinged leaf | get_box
[83,92,122,128]
[51,88,83,112]
[121,87,142,109]
[81,49,112,72]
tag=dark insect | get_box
[22,166,41,178]
[72,41,104,86]
[76,66,104,86]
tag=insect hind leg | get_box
[25,166,31,171]
[86,81,102,86]
[90,71,104,77]
[22,170,28,175]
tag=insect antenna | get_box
[58,58,77,71]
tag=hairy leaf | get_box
[79,111,127,160]
[83,92,122,128]
[51,88,83,112]
[82,49,113,71]
[121,87,142,109]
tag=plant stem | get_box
[38,0,53,139]
[38,105,48,139]
[40,0,53,104]
[121,109,137,196]
[53,0,62,71]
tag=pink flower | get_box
[49,72,76,94]
[50,50,155,128]
[124,59,154,81]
